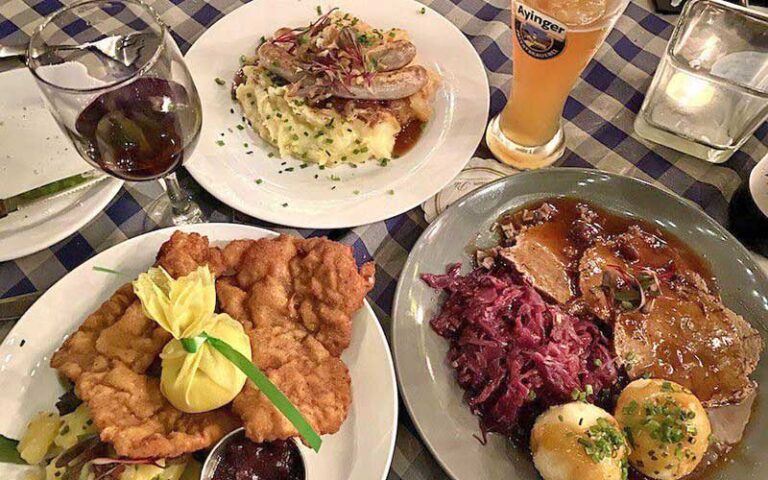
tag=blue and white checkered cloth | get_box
[1,0,766,478]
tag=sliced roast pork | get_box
[578,242,625,321]
[499,224,573,304]
[614,281,763,406]
[578,225,713,322]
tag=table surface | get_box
[1,0,767,478]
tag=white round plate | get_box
[0,69,123,262]
[0,224,398,480]
[185,0,489,228]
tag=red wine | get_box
[72,77,201,181]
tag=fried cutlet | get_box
[50,231,374,457]
[217,236,375,442]
[51,233,239,458]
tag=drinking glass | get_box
[486,0,629,169]
[27,0,204,226]
[634,0,768,163]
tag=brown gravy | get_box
[503,197,716,294]
[393,119,424,157]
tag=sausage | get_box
[257,42,304,82]
[260,40,427,100]
[333,65,428,100]
[366,40,417,72]
[337,27,417,72]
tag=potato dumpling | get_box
[615,379,711,480]
[531,402,629,480]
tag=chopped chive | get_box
[215,77,225,85]
[92,266,126,276]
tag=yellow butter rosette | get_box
[133,266,251,413]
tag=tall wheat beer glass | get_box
[486,0,629,169]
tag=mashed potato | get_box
[236,66,400,166]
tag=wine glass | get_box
[27,0,205,226]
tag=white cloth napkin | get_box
[421,157,518,223]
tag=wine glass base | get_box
[485,115,565,170]
[143,193,206,230]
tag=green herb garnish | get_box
[577,417,626,464]
[0,435,23,464]
[92,266,127,276]
[182,333,322,452]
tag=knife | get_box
[0,292,42,322]
[0,170,109,219]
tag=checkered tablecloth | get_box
[1,0,767,478]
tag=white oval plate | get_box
[0,69,123,262]
[0,224,397,480]
[185,0,489,229]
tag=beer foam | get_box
[532,0,608,27]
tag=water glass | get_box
[635,0,768,163]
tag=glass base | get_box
[143,193,206,230]
[634,115,735,164]
[485,115,565,170]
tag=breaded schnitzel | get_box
[218,235,375,442]
[50,231,374,458]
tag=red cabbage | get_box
[422,263,618,438]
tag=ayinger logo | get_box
[514,3,567,59]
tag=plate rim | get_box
[0,178,123,262]
[1,222,398,480]
[391,167,768,480]
[183,0,490,229]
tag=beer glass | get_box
[486,0,629,169]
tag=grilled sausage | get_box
[366,40,417,71]
[333,65,428,100]
[257,42,304,82]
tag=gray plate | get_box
[392,168,768,480]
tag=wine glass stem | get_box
[159,171,204,225]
